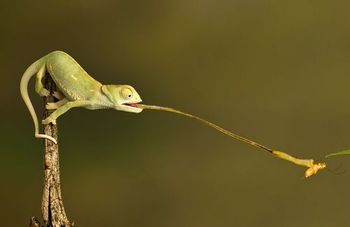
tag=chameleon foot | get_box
[35,133,57,144]
[42,116,57,125]
[45,98,68,110]
[46,103,57,110]
[38,88,50,97]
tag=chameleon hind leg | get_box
[53,91,65,100]
[42,100,91,125]
[35,65,64,99]
[35,65,50,97]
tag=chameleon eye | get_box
[120,87,133,99]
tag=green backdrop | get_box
[1,1,350,226]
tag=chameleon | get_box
[20,50,326,177]
[20,50,143,144]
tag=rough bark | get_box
[30,74,73,227]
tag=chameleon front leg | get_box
[42,100,91,125]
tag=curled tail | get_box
[20,56,57,144]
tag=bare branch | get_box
[30,74,73,227]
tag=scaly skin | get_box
[20,51,143,144]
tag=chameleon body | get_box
[20,50,143,144]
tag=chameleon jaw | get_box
[122,102,143,113]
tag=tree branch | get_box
[30,74,73,227]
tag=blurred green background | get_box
[1,0,350,226]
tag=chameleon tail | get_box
[20,56,57,144]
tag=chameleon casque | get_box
[20,50,326,177]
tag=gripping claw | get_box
[35,133,57,144]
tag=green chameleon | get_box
[20,50,326,177]
[20,51,143,144]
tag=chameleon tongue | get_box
[135,103,326,178]
[125,102,140,107]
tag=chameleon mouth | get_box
[123,102,142,108]
[122,101,143,113]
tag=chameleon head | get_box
[101,85,143,113]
